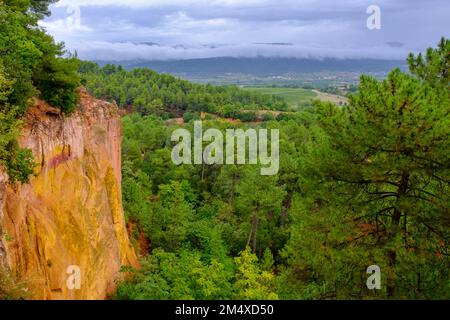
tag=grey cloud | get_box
[67,41,411,61]
[42,0,450,60]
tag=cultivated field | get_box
[243,87,348,107]
[243,87,317,106]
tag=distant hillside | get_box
[101,57,404,74]
[94,57,407,86]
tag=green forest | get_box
[82,39,449,300]
[1,0,449,300]
[0,0,79,183]
[79,62,289,120]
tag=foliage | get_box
[116,249,234,300]
[242,86,317,108]
[235,111,257,122]
[0,266,29,300]
[0,0,78,184]
[408,37,449,89]
[116,39,449,300]
[279,40,450,299]
[118,114,290,300]
[183,111,201,123]
[35,56,80,114]
[0,1,80,113]
[80,63,288,118]
[0,67,35,183]
[234,248,278,300]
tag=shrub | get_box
[0,266,29,300]
[262,113,275,121]
[0,3,80,115]
[183,112,201,123]
[35,57,80,114]
[0,69,35,184]
[236,111,257,122]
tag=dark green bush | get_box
[0,2,80,115]
[35,57,80,114]
[183,112,201,123]
[236,111,257,122]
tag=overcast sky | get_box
[40,0,450,61]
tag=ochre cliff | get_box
[0,89,137,299]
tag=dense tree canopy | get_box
[0,0,79,183]
[116,39,449,300]
[80,62,289,119]
[0,0,80,113]
[1,0,447,302]
[0,0,79,182]
[281,38,450,299]
[0,66,34,183]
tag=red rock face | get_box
[0,90,137,300]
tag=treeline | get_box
[116,39,449,300]
[117,115,288,299]
[0,0,80,114]
[0,0,80,184]
[79,62,289,118]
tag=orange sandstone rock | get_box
[0,90,137,300]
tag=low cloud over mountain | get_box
[40,0,450,61]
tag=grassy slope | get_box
[243,87,317,107]
[244,86,349,108]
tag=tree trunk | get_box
[201,163,205,181]
[252,215,259,254]
[387,172,410,297]
[280,190,294,227]
[246,221,253,249]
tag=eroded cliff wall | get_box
[0,89,137,299]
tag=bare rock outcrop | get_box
[0,89,137,299]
